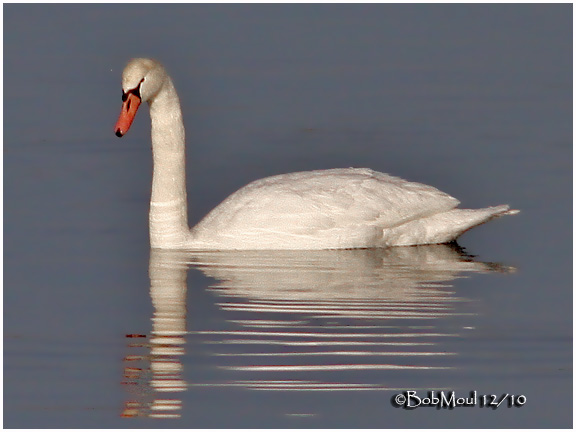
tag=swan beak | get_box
[114,92,142,137]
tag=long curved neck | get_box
[148,78,189,248]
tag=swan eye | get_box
[134,80,143,98]
[121,79,144,102]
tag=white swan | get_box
[114,58,518,250]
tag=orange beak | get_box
[114,92,142,137]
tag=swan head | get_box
[114,58,168,137]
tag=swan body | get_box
[114,58,518,250]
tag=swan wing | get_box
[190,168,459,249]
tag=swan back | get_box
[189,168,461,250]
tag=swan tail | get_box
[384,205,519,246]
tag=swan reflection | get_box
[122,245,512,417]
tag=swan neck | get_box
[148,78,189,248]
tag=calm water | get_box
[4,4,572,428]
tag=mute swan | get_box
[114,58,518,250]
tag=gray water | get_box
[4,4,572,428]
